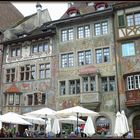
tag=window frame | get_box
[96,47,110,64]
[121,42,135,57]
[61,28,74,42]
[94,21,108,36]
[61,53,74,68]
[77,25,90,39]
[6,68,15,83]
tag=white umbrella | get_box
[56,106,99,135]
[0,120,2,129]
[46,118,52,133]
[83,116,95,137]
[20,115,45,125]
[59,115,85,124]
[0,112,31,125]
[52,118,60,134]
[121,110,129,134]
[23,107,57,119]
[114,111,125,137]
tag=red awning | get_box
[5,83,21,94]
[79,65,99,75]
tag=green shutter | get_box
[118,15,125,27]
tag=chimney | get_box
[36,2,42,26]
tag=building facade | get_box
[0,1,140,137]
[113,2,140,138]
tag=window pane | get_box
[62,30,67,42]
[102,22,108,35]
[78,51,84,65]
[103,48,110,62]
[38,44,43,52]
[60,81,65,95]
[44,43,49,51]
[127,15,134,26]
[96,49,102,63]
[135,13,140,25]
[78,27,84,38]
[68,29,74,40]
[118,15,125,27]
[85,25,90,37]
[122,42,135,56]
[102,77,108,92]
[83,77,88,92]
[33,45,38,53]
[95,23,101,36]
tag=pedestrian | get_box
[23,128,29,137]
[126,131,133,138]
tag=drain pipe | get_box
[112,7,121,112]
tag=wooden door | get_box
[133,115,140,138]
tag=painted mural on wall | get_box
[121,55,140,73]
[59,97,80,110]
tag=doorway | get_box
[133,115,140,138]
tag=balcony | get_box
[125,90,140,107]
[80,92,101,110]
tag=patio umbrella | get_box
[83,116,95,137]
[56,106,99,135]
[0,112,31,125]
[114,111,125,137]
[0,120,2,129]
[20,115,45,125]
[121,110,129,134]
[23,107,58,119]
[52,118,60,135]
[46,118,52,133]
[59,115,85,124]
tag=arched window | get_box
[96,116,111,135]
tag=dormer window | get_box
[66,7,80,17]
[95,2,108,11]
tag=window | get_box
[101,76,116,92]
[78,50,91,66]
[61,53,74,68]
[11,46,21,57]
[122,42,135,57]
[34,93,45,105]
[69,79,80,94]
[32,42,50,53]
[118,15,125,27]
[6,68,15,82]
[61,28,73,42]
[83,76,96,92]
[95,21,108,36]
[60,81,66,95]
[28,94,33,105]
[9,94,14,105]
[127,13,140,26]
[39,63,51,79]
[96,48,110,63]
[127,74,140,90]
[78,25,90,39]
[20,65,36,81]
[15,94,20,105]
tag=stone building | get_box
[1,3,54,116]
[113,1,140,138]
[1,1,140,137]
[53,1,117,135]
[0,1,24,114]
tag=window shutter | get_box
[118,15,125,27]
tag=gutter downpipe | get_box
[112,7,121,112]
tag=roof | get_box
[0,1,24,31]
[5,83,21,93]
[60,1,115,19]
